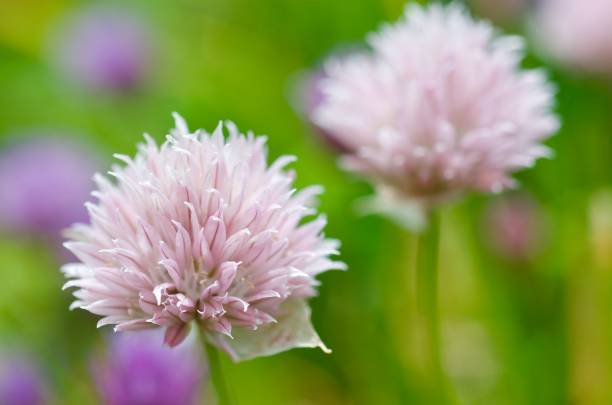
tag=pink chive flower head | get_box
[63,114,345,361]
[314,3,559,206]
[532,0,612,74]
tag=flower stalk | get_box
[415,210,444,401]
[205,340,234,405]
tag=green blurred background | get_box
[0,0,611,404]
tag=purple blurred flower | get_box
[0,356,47,405]
[483,194,546,262]
[0,137,97,239]
[53,6,152,92]
[94,331,204,405]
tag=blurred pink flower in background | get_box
[63,114,345,361]
[51,5,153,93]
[0,136,97,240]
[483,194,546,262]
[314,3,558,207]
[532,0,612,74]
[0,355,47,405]
[94,331,203,405]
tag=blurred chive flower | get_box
[483,194,546,262]
[313,3,558,210]
[533,0,612,74]
[63,114,345,361]
[94,331,203,405]
[0,355,47,405]
[0,137,96,240]
[51,5,152,93]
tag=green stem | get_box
[416,210,444,401]
[205,341,234,405]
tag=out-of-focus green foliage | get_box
[0,0,610,404]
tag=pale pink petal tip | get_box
[62,113,344,361]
